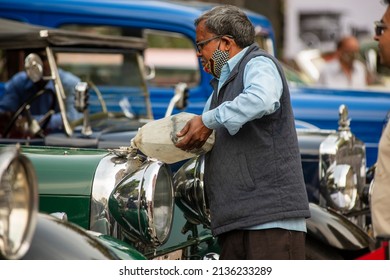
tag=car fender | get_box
[22,213,146,260]
[306,203,374,251]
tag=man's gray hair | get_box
[194,5,255,48]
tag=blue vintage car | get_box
[0,18,185,148]
[0,0,388,167]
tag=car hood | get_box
[21,145,108,196]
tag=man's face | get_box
[375,6,390,67]
[195,21,222,71]
[339,38,359,67]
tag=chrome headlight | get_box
[324,163,358,211]
[319,105,365,212]
[174,155,210,227]
[0,146,38,259]
[109,160,174,247]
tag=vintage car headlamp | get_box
[319,105,365,212]
[0,146,38,259]
[324,163,358,211]
[174,155,211,227]
[109,160,174,247]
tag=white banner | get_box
[0,260,388,280]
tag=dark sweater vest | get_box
[204,43,310,236]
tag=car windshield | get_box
[54,48,150,119]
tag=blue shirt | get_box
[0,69,81,130]
[202,47,282,135]
[202,47,306,232]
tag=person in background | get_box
[0,50,81,135]
[317,36,367,89]
[175,5,310,260]
[371,0,390,238]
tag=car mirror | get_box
[24,53,43,83]
[74,82,89,112]
[173,82,188,110]
[144,64,156,80]
[164,82,188,117]
[74,82,92,136]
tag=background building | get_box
[194,0,384,61]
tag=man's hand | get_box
[175,115,212,151]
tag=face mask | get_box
[204,42,230,78]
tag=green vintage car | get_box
[0,18,374,260]
[12,114,375,260]
[18,145,219,260]
[0,145,148,260]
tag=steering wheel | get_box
[3,88,56,138]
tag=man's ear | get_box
[222,36,234,51]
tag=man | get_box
[175,5,310,260]
[0,51,81,136]
[371,0,390,238]
[317,36,367,89]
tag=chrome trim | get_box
[136,53,153,120]
[46,47,73,136]
[143,161,174,245]
[174,155,210,227]
[325,164,357,210]
[368,177,375,209]
[319,105,366,215]
[24,53,43,83]
[203,252,220,260]
[50,212,68,221]
[109,159,174,247]
[0,145,38,259]
[90,153,139,234]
